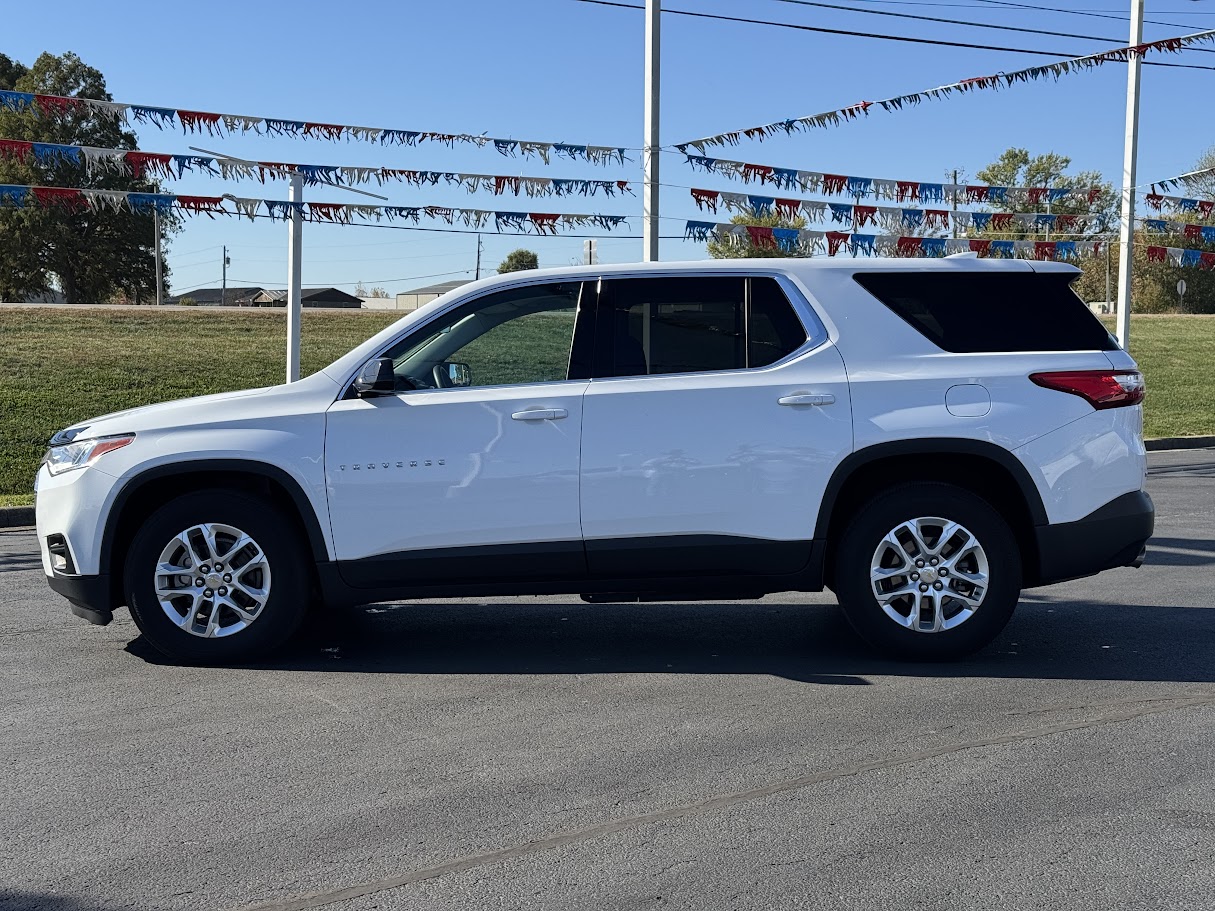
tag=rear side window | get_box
[596,276,807,378]
[854,272,1118,353]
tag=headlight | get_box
[41,434,135,477]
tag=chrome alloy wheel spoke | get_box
[153,523,271,639]
[871,516,989,634]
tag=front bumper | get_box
[47,571,114,625]
[1032,489,1154,587]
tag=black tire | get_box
[833,482,1022,661]
[124,489,310,663]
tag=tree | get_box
[0,52,179,303]
[497,249,539,273]
[975,148,1117,304]
[706,211,809,259]
[354,281,389,298]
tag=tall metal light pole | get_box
[286,173,304,383]
[643,0,660,262]
[1115,0,1144,349]
[153,207,163,306]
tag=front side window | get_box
[380,282,583,391]
[596,276,807,378]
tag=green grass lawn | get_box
[1,308,1212,501]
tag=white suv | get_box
[35,258,1153,662]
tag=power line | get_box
[847,0,1214,28]
[763,0,1215,52]
[572,0,1215,70]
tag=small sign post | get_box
[1177,278,1187,313]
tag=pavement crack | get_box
[227,691,1215,911]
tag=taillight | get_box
[1029,370,1145,410]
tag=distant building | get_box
[362,279,470,311]
[167,287,264,306]
[253,288,363,309]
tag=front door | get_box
[579,274,852,578]
[325,280,593,588]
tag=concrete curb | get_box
[0,506,34,529]
[1145,436,1215,452]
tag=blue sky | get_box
[5,0,1215,295]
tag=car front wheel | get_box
[124,490,309,662]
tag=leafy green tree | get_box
[706,211,808,259]
[976,149,1117,304]
[0,52,179,303]
[497,249,539,273]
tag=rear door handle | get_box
[511,408,569,421]
[778,393,835,406]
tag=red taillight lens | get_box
[1029,370,1145,410]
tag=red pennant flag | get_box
[1144,193,1164,210]
[1147,246,1167,263]
[35,94,82,117]
[896,236,922,257]
[991,213,1015,231]
[1198,201,1214,219]
[854,205,877,228]
[1026,187,1048,206]
[32,187,87,212]
[1200,252,1215,271]
[125,151,173,179]
[303,122,346,140]
[1185,224,1202,241]
[896,181,919,202]
[175,195,226,215]
[821,174,848,196]
[530,213,560,234]
[969,239,992,256]
[1034,241,1057,261]
[691,188,719,212]
[1055,215,1078,233]
[740,163,773,183]
[177,110,223,134]
[0,139,33,161]
[775,198,801,218]
[925,209,949,229]
[965,186,989,203]
[747,225,777,249]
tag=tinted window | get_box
[597,276,806,378]
[382,282,583,389]
[854,271,1118,353]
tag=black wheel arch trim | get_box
[813,438,1049,541]
[99,459,331,576]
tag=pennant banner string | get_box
[0,92,630,166]
[683,219,1107,262]
[0,184,632,234]
[680,154,1102,205]
[687,187,1102,234]
[0,139,633,198]
[673,30,1215,153]
[1142,191,1215,218]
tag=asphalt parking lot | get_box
[2,449,1213,911]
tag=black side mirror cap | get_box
[353,357,396,397]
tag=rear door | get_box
[578,274,852,579]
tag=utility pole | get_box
[221,245,229,306]
[1116,0,1144,348]
[153,208,163,306]
[643,0,660,262]
[475,234,482,280]
[286,173,304,383]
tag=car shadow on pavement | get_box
[0,892,118,911]
[125,588,1215,685]
[1141,536,1215,566]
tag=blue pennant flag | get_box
[494,139,519,156]
[970,212,992,231]
[685,155,718,173]
[263,119,305,137]
[828,203,852,223]
[748,195,774,215]
[0,91,36,112]
[987,186,1008,203]
[264,199,304,220]
[296,164,340,185]
[990,240,1015,258]
[495,211,529,231]
[772,168,800,190]
[1181,248,1203,267]
[920,183,945,203]
[130,106,177,128]
[921,237,947,257]
[172,155,218,177]
[553,144,588,160]
[1179,198,1200,212]
[773,228,801,252]
[381,129,421,145]
[1055,241,1076,260]
[850,234,876,256]
[901,209,925,229]
[1202,226,1215,244]
[1035,213,1056,229]
[384,206,421,222]
[685,220,717,241]
[1143,219,1167,232]
[31,143,81,166]
[1048,188,1070,203]
[846,177,873,198]
[126,193,175,216]
[0,185,30,206]
[590,215,627,230]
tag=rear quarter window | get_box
[853,271,1118,353]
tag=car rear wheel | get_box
[124,490,309,662]
[833,482,1022,660]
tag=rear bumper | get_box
[47,572,114,626]
[1032,489,1154,587]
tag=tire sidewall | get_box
[834,483,1022,660]
[124,490,308,662]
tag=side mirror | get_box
[446,362,472,387]
[353,357,396,397]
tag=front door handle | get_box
[511,408,569,421]
[778,393,835,407]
